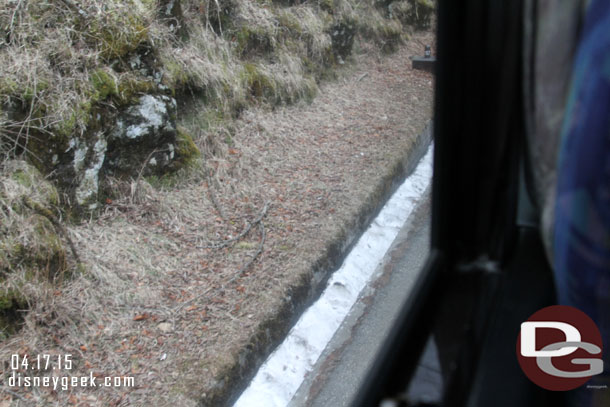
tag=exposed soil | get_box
[0,30,434,406]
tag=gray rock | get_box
[106,94,178,176]
[75,133,108,210]
[330,20,356,59]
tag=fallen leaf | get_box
[133,313,149,321]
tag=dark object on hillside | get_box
[412,46,435,73]
[330,20,357,59]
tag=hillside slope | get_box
[0,0,434,405]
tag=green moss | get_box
[242,63,277,102]
[234,27,275,58]
[162,59,190,90]
[92,14,149,61]
[21,79,50,104]
[30,216,67,280]
[0,290,23,311]
[0,167,70,338]
[11,170,33,187]
[90,69,118,100]
[174,126,201,168]
[56,98,93,138]
[7,163,60,207]
[0,77,50,109]
[117,76,156,105]
[0,78,19,97]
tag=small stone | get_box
[157,322,172,333]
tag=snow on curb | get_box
[233,144,434,407]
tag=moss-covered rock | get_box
[242,63,277,101]
[105,94,185,179]
[0,161,70,338]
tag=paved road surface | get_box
[288,191,432,407]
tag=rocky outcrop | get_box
[33,92,195,211]
[330,19,357,60]
[106,95,178,175]
[0,161,69,338]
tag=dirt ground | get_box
[0,30,434,406]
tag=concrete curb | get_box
[203,120,433,407]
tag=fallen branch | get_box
[204,166,225,219]
[356,72,369,82]
[198,202,268,249]
[225,221,266,286]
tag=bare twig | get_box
[197,202,268,249]
[356,72,368,82]
[6,0,24,45]
[204,165,225,219]
[172,286,214,315]
[230,221,265,283]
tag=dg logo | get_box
[516,305,604,391]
